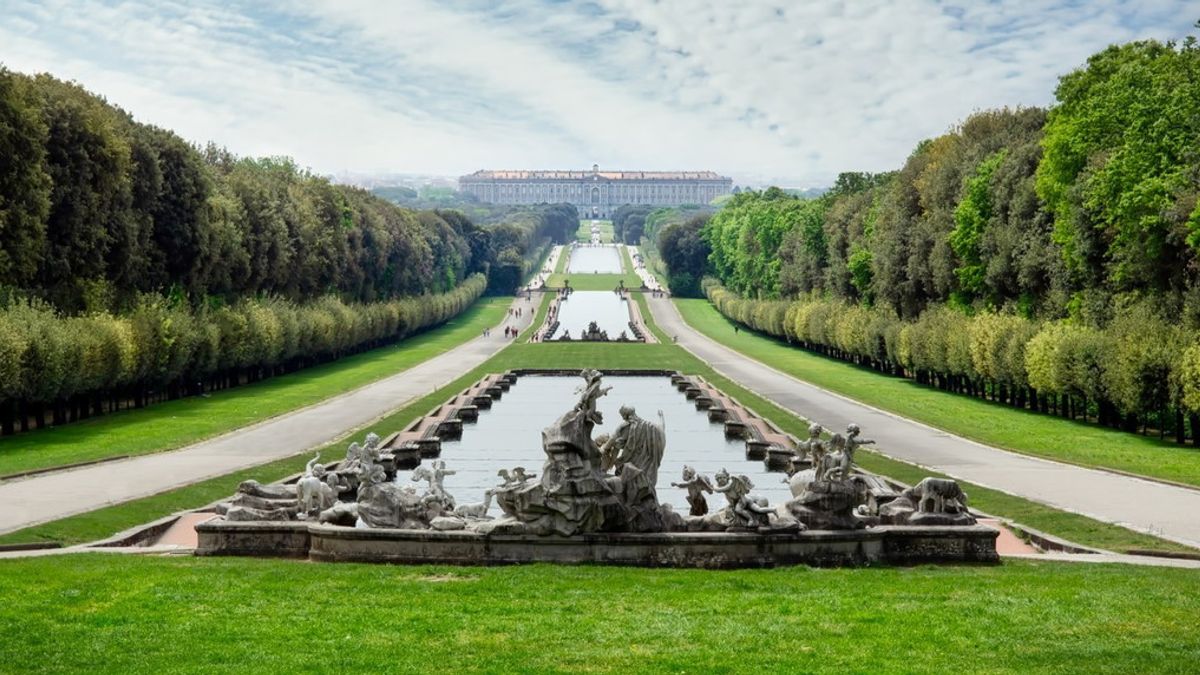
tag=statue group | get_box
[217,370,974,534]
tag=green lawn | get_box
[0,298,511,477]
[675,298,1200,488]
[1,555,1197,672]
[576,218,614,242]
[548,244,643,291]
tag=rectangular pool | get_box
[432,375,792,515]
[553,291,631,338]
[567,245,623,274]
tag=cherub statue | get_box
[740,495,774,528]
[713,468,749,512]
[713,468,769,528]
[344,441,362,464]
[845,423,875,456]
[671,465,713,516]
[511,466,536,483]
[363,432,382,453]
[799,423,825,466]
[431,460,456,498]
[818,433,849,482]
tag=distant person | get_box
[734,325,740,335]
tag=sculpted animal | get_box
[453,491,494,519]
[296,453,328,515]
[903,477,968,514]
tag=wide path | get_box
[648,295,1200,549]
[0,299,536,535]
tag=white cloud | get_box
[0,0,1193,186]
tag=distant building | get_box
[458,164,733,218]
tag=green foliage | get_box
[0,70,565,311]
[1037,39,1200,290]
[951,150,1006,299]
[656,214,711,297]
[0,275,486,407]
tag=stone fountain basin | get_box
[195,519,998,568]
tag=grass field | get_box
[547,243,643,291]
[675,298,1200,488]
[576,218,614,242]
[0,298,512,477]
[1,555,1197,672]
[5,286,1194,665]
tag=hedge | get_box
[0,274,487,433]
[703,278,1200,443]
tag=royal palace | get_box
[458,164,733,218]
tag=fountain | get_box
[196,370,998,567]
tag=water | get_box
[554,291,631,338]
[428,375,793,515]
[567,245,622,274]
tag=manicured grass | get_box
[1,555,1197,672]
[0,298,512,477]
[0,453,314,547]
[3,296,1191,553]
[576,218,614,242]
[547,242,643,291]
[675,298,1200,488]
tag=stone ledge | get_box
[197,520,998,568]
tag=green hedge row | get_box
[703,279,1200,442]
[0,274,486,432]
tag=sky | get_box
[0,0,1194,187]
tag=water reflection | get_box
[554,291,630,338]
[567,245,622,274]
[432,375,793,515]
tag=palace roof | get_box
[461,169,729,181]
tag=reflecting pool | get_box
[433,375,792,515]
[554,291,631,338]
[567,245,622,274]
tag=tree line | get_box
[663,38,1200,443]
[0,68,578,434]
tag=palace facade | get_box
[458,164,733,218]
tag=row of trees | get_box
[0,69,580,434]
[704,280,1200,443]
[0,69,579,312]
[0,275,487,434]
[700,40,1200,324]
[689,38,1200,444]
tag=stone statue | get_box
[712,469,751,519]
[816,433,847,482]
[784,430,866,530]
[453,492,494,519]
[479,370,673,536]
[798,423,825,466]
[431,460,456,500]
[601,405,666,487]
[297,453,329,517]
[878,477,975,526]
[671,465,713,516]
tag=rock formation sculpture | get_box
[480,369,671,536]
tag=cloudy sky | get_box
[1,1,1193,186]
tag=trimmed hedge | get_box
[0,274,486,433]
[703,278,1200,443]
